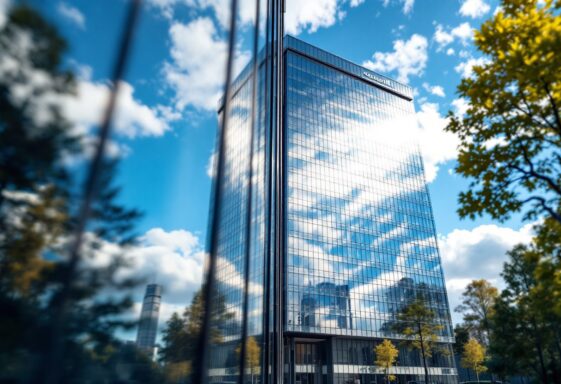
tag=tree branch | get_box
[541,78,561,135]
[509,144,561,197]
[512,98,557,133]
[518,92,560,135]
[521,196,561,226]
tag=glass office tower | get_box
[207,36,457,384]
[136,284,162,358]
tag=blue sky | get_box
[19,0,536,326]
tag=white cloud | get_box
[73,226,206,343]
[148,0,354,35]
[198,0,257,29]
[455,56,489,78]
[433,22,473,50]
[0,0,10,29]
[446,48,455,56]
[156,0,370,107]
[382,0,415,15]
[493,5,503,15]
[163,17,250,111]
[60,80,170,139]
[422,82,445,97]
[415,102,459,182]
[145,0,178,18]
[128,228,205,332]
[402,0,415,14]
[155,104,182,123]
[439,223,535,323]
[146,0,255,26]
[459,0,490,18]
[0,22,169,147]
[363,34,428,84]
[451,97,469,117]
[285,0,346,35]
[57,2,86,29]
[206,151,217,178]
[97,227,205,313]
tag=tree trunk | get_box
[533,320,550,384]
[386,366,389,384]
[418,322,430,384]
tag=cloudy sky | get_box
[16,0,535,334]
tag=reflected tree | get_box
[159,287,234,383]
[236,336,261,384]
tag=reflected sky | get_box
[284,38,453,341]
[208,36,455,373]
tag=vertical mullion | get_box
[238,0,262,382]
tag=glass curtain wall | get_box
[283,37,456,384]
[203,1,281,384]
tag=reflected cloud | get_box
[284,46,452,339]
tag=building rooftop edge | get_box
[218,34,414,112]
[284,35,414,100]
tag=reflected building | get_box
[300,282,352,330]
[136,284,162,358]
[208,36,457,384]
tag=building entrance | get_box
[289,339,328,384]
[295,373,315,384]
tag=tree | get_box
[487,295,530,381]
[159,312,187,364]
[455,279,499,345]
[164,361,192,384]
[445,0,561,225]
[236,336,261,384]
[453,324,470,355]
[461,338,488,383]
[0,5,146,383]
[0,4,78,211]
[182,287,233,353]
[394,298,446,384]
[375,339,399,384]
[531,215,561,317]
[159,287,235,383]
[487,242,561,384]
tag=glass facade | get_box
[208,36,457,384]
[135,284,162,358]
[207,56,268,380]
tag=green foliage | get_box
[160,312,188,364]
[0,4,147,383]
[236,336,261,378]
[487,237,561,384]
[455,279,499,346]
[445,2,561,379]
[0,5,78,204]
[394,298,448,384]
[159,287,235,382]
[531,215,561,317]
[461,338,488,382]
[445,0,561,225]
[453,324,471,355]
[395,299,445,359]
